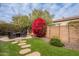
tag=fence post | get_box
[68,24,70,43]
[49,26,51,38]
[59,24,60,39]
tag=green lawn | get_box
[0,41,21,56]
[0,37,79,56]
[27,37,79,56]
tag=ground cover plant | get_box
[50,37,64,47]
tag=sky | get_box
[0,3,79,22]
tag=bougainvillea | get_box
[32,18,47,37]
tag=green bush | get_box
[50,37,64,47]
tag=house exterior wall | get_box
[54,19,79,26]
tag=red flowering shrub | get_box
[32,18,47,37]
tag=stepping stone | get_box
[25,36,32,39]
[11,41,18,44]
[14,40,20,42]
[26,51,41,56]
[18,43,26,46]
[20,40,26,43]
[21,44,31,48]
[19,48,31,55]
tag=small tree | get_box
[12,15,31,32]
[32,18,47,37]
[30,9,53,26]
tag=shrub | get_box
[32,18,47,37]
[50,37,64,47]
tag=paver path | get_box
[0,36,13,42]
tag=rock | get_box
[21,44,31,48]
[19,48,31,55]
[26,51,41,56]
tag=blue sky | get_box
[0,3,79,22]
